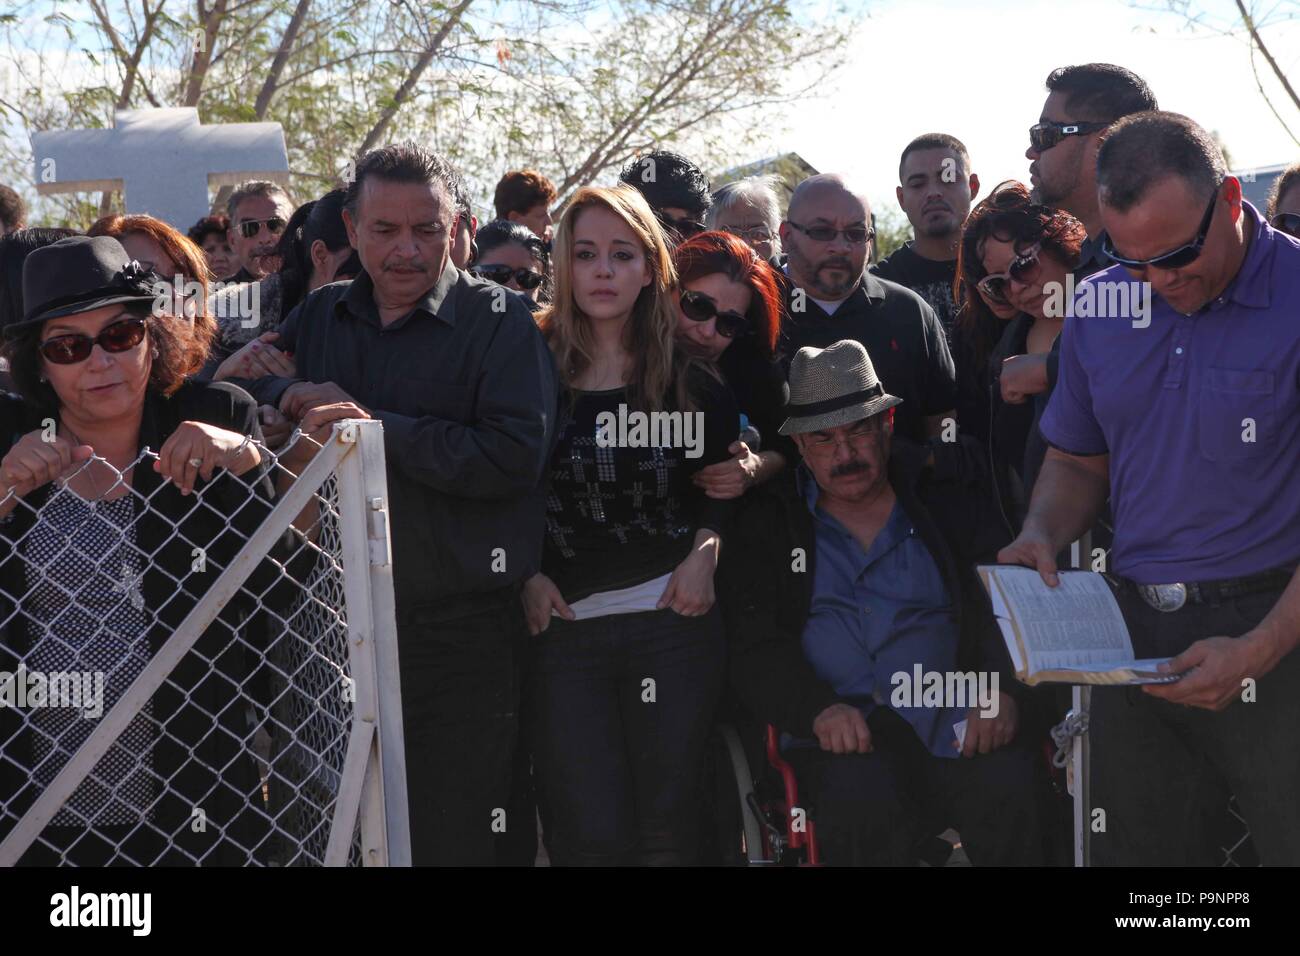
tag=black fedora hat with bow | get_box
[6,235,160,338]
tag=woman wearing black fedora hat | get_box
[0,235,353,864]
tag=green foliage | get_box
[0,0,863,226]
[871,203,911,262]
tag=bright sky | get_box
[775,0,1298,214]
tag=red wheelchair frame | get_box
[720,721,1071,866]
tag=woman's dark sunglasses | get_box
[237,217,287,239]
[1028,120,1110,153]
[679,290,749,338]
[1100,189,1219,270]
[473,264,544,290]
[40,316,148,365]
[1271,212,1300,239]
[976,242,1042,304]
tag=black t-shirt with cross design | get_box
[542,368,739,603]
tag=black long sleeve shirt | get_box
[541,368,739,603]
[235,265,558,621]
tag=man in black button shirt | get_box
[777,174,957,443]
[237,142,558,866]
[871,133,980,344]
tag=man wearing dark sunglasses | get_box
[224,180,295,283]
[1014,64,1158,423]
[1026,64,1157,250]
[617,149,711,250]
[1002,112,1300,866]
[777,174,956,444]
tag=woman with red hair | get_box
[673,230,789,498]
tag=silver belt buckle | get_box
[1139,582,1188,612]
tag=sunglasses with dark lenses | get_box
[473,264,544,289]
[976,242,1042,304]
[1271,212,1300,239]
[1028,120,1111,153]
[40,316,148,365]
[1100,189,1219,271]
[679,290,749,338]
[786,221,875,244]
[657,212,705,239]
[237,217,287,239]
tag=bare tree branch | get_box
[184,0,229,106]
[355,0,476,155]
[253,0,312,116]
[1235,0,1300,112]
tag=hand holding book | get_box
[977,565,1182,686]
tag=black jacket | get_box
[716,438,1023,739]
[986,313,1044,528]
[0,381,309,864]
[235,266,558,620]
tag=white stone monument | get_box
[31,107,291,229]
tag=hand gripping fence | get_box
[0,419,408,866]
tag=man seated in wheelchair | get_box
[717,340,1047,865]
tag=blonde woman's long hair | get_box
[538,184,698,413]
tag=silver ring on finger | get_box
[187,457,203,468]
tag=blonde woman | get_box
[523,185,738,865]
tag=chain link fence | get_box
[0,418,407,866]
[1068,688,1258,867]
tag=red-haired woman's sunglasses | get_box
[680,290,749,337]
[40,316,148,365]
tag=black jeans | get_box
[785,707,1047,866]
[526,605,725,865]
[1090,585,1300,866]
[397,588,527,866]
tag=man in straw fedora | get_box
[717,339,1048,865]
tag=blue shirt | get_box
[1040,203,1300,584]
[796,466,966,758]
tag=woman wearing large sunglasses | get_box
[470,219,548,307]
[672,230,788,499]
[960,181,1085,525]
[0,236,345,864]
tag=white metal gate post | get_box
[1070,533,1092,868]
[1073,684,1090,867]
[333,419,409,866]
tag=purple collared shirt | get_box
[1040,202,1300,585]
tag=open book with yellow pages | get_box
[977,565,1182,686]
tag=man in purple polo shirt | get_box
[999,111,1300,866]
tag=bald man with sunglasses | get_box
[777,174,957,445]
